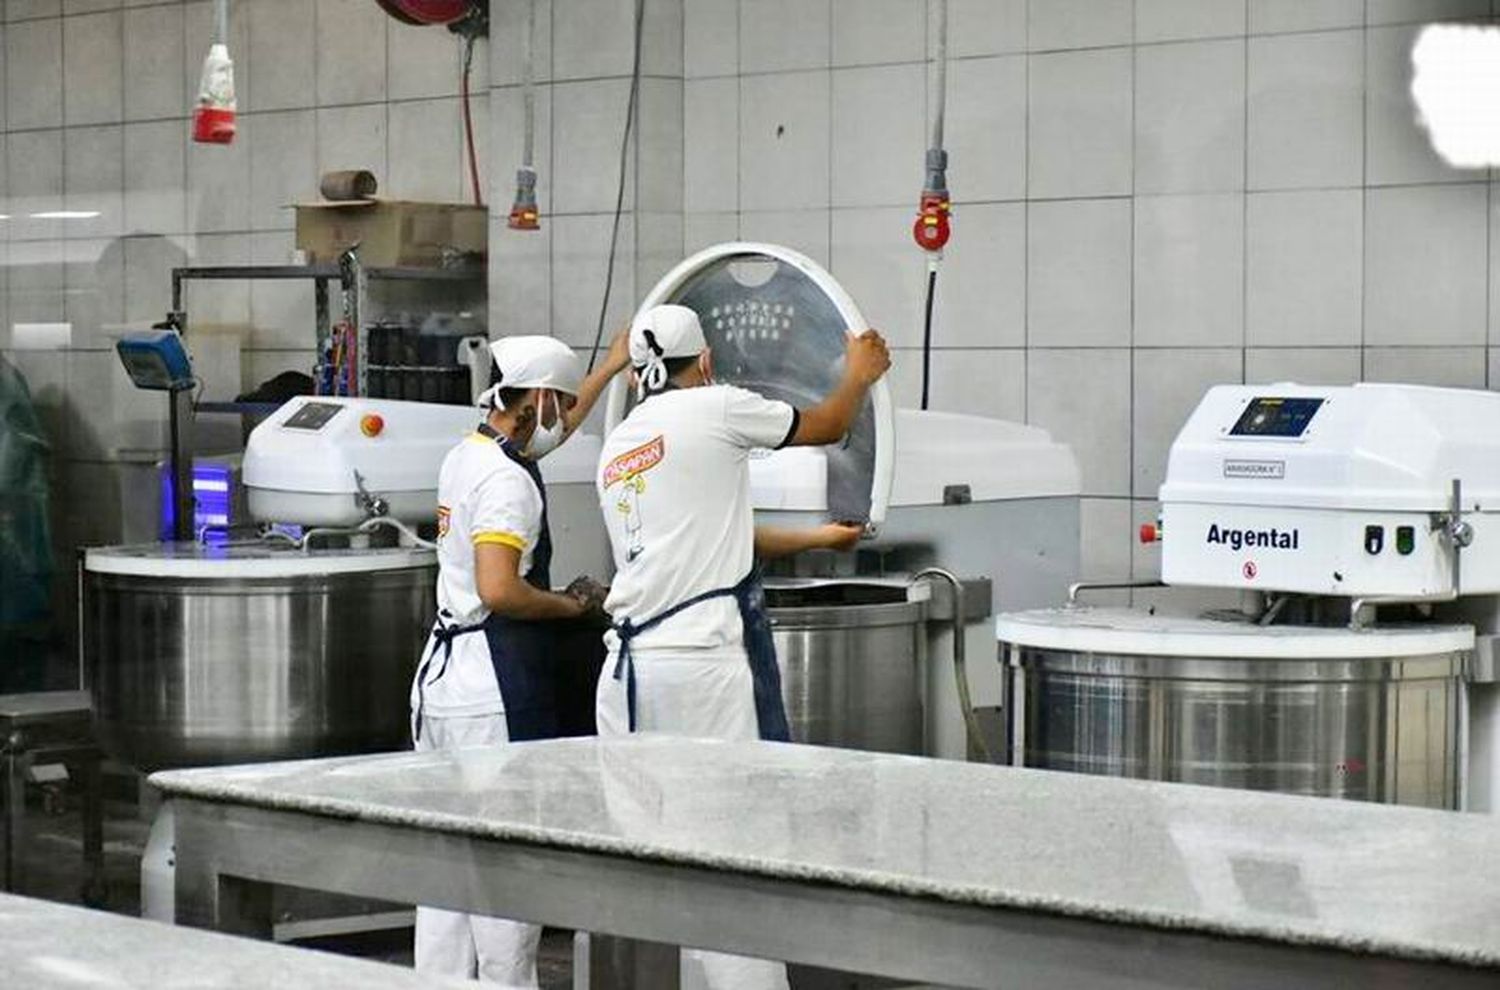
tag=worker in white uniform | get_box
[594,304,890,990]
[410,332,627,987]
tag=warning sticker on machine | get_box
[1223,459,1285,480]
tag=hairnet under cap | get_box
[630,305,707,398]
[476,335,584,409]
[630,305,707,366]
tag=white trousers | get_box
[596,650,791,990]
[413,711,543,988]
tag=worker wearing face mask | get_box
[594,304,890,990]
[411,332,627,987]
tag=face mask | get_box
[523,390,565,459]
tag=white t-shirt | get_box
[411,432,545,718]
[597,385,797,655]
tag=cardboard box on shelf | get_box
[294,199,487,268]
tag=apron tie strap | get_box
[610,576,752,733]
[413,615,486,741]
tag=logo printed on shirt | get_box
[602,435,666,488]
[436,505,451,539]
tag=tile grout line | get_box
[1127,0,1137,517]
[1241,0,1249,387]
[1359,5,1368,383]
[1021,0,1030,430]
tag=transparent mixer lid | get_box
[606,242,893,524]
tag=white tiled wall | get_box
[680,0,1500,594]
[0,0,538,679]
[12,0,1500,669]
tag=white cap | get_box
[630,304,707,398]
[477,335,584,410]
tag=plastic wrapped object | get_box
[192,42,237,145]
[0,357,53,690]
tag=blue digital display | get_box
[117,331,194,391]
[159,461,235,543]
[1230,397,1324,438]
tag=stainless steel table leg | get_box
[175,867,274,939]
[173,807,274,938]
[4,744,27,892]
[76,754,105,905]
[586,933,681,990]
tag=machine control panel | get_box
[281,401,344,432]
[1228,396,1324,438]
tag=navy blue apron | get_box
[610,567,791,743]
[413,425,563,743]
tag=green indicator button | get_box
[1396,526,1415,556]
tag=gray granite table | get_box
[151,736,1500,989]
[0,891,472,988]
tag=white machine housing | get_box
[244,396,479,525]
[1160,383,1500,598]
[751,409,1079,513]
[244,395,609,574]
[749,410,1080,763]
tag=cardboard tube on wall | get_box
[320,170,379,202]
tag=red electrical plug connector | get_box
[912,148,952,253]
[508,167,540,231]
[913,190,951,252]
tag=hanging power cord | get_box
[914,0,951,410]
[586,0,646,373]
[920,266,938,410]
[461,32,485,207]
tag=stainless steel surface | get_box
[86,562,433,770]
[1473,634,1500,683]
[914,568,992,763]
[1067,579,1165,604]
[920,576,993,623]
[1007,643,1464,808]
[766,583,925,755]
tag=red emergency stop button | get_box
[1140,523,1160,544]
[360,414,384,437]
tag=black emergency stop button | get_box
[1364,525,1384,555]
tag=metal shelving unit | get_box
[169,258,486,413]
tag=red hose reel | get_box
[374,0,475,25]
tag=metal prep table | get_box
[0,691,103,900]
[151,736,1500,989]
[0,891,473,988]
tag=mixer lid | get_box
[606,242,894,525]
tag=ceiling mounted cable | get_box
[915,0,951,411]
[461,32,484,206]
[586,0,646,372]
[508,0,541,229]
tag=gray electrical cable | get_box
[521,0,536,169]
[213,0,229,45]
[931,0,947,150]
[587,0,645,373]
